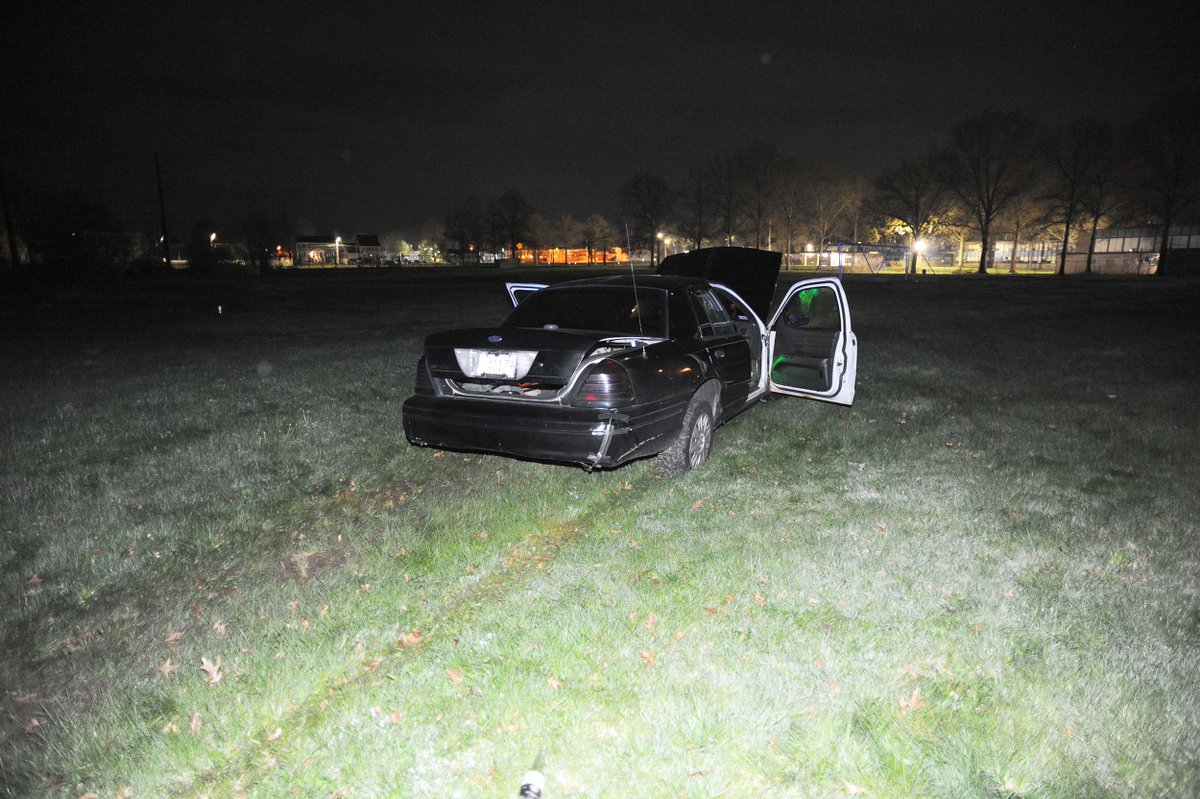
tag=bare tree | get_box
[619,171,672,266]
[806,170,857,251]
[443,196,484,264]
[997,192,1050,273]
[582,214,617,264]
[1127,91,1200,276]
[543,214,583,261]
[736,142,778,248]
[708,155,744,246]
[489,188,532,260]
[677,164,714,249]
[1044,119,1116,275]
[1081,133,1124,275]
[873,153,950,274]
[774,158,805,263]
[939,202,974,268]
[937,110,1042,274]
[236,211,292,275]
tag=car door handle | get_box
[713,349,725,359]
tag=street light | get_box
[912,238,926,275]
[209,232,217,248]
[334,236,342,266]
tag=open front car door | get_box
[767,278,857,405]
[505,282,547,307]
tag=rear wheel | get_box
[657,393,715,477]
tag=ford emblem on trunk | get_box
[488,335,503,343]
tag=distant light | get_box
[914,240,927,253]
[210,232,217,244]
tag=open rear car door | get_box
[505,282,547,307]
[767,278,857,405]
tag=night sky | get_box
[3,1,1194,239]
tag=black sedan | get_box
[402,247,857,475]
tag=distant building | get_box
[293,234,384,267]
[515,244,629,264]
[352,234,384,266]
[1087,224,1200,275]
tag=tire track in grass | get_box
[175,473,659,796]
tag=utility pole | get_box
[155,153,171,266]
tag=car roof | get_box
[541,274,703,293]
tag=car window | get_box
[690,288,736,339]
[503,286,669,337]
[776,285,841,331]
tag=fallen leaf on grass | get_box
[899,688,925,713]
[190,713,202,735]
[28,574,43,586]
[165,631,184,644]
[844,781,870,795]
[398,630,422,648]
[200,656,222,684]
[212,621,227,634]
[24,717,41,733]
[690,500,704,511]
[644,613,657,630]
[547,677,562,691]
[446,668,464,684]
[266,728,282,741]
[753,593,768,606]
[639,648,656,667]
[157,658,177,678]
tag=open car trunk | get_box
[656,246,782,321]
[422,327,632,397]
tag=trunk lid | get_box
[656,246,782,320]
[423,327,620,386]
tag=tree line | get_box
[4,92,1195,277]
[444,90,1198,276]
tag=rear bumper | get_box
[402,395,660,468]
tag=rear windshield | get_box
[504,286,669,338]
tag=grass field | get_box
[2,269,1198,798]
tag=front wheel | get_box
[657,393,714,477]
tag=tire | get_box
[656,392,715,477]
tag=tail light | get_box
[571,359,634,407]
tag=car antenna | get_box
[624,223,647,355]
